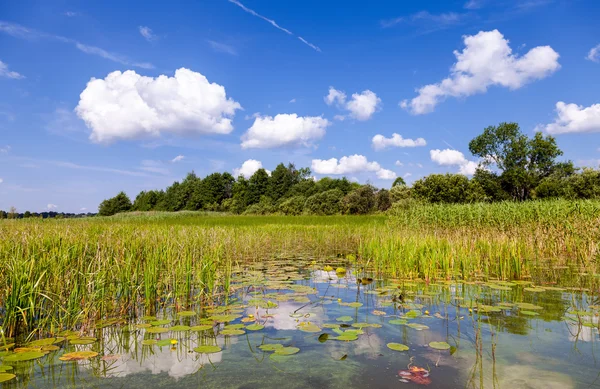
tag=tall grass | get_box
[0,200,598,338]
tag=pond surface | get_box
[1,259,599,388]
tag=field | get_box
[1,199,599,339]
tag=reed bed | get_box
[1,199,599,338]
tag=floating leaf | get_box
[429,341,451,350]
[146,327,169,334]
[336,316,353,323]
[190,325,213,332]
[274,347,299,355]
[220,329,245,336]
[142,339,157,346]
[27,338,58,347]
[520,310,540,316]
[389,319,408,325]
[334,333,358,341]
[135,323,152,329]
[177,311,197,317]
[41,345,60,352]
[387,343,409,351]
[405,310,421,318]
[318,334,329,343]
[0,373,16,383]
[0,366,12,373]
[194,345,221,354]
[59,351,99,361]
[246,323,265,331]
[69,338,96,345]
[297,323,321,333]
[352,322,382,329]
[3,351,46,362]
[150,320,171,326]
[322,323,340,329]
[346,302,363,308]
[523,287,545,293]
[516,303,543,310]
[372,310,386,316]
[169,325,190,332]
[406,323,429,331]
[258,344,283,351]
[156,339,172,347]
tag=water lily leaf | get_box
[389,319,408,325]
[406,323,429,331]
[346,302,363,308]
[405,310,422,318]
[429,341,451,350]
[0,366,13,372]
[41,345,60,352]
[297,324,321,333]
[156,339,172,347]
[169,325,190,332]
[146,327,169,334]
[387,343,409,351]
[318,334,329,343]
[336,316,353,322]
[135,323,152,329]
[352,322,382,329]
[59,351,99,361]
[150,320,171,326]
[258,344,283,351]
[27,338,58,347]
[69,337,96,345]
[520,310,539,316]
[194,345,222,354]
[322,323,340,329]
[142,339,157,346]
[142,316,157,321]
[224,324,245,330]
[516,303,543,310]
[0,373,16,383]
[3,351,46,362]
[274,347,299,355]
[523,287,546,293]
[190,325,214,331]
[246,323,265,331]
[177,311,197,317]
[220,329,245,336]
[334,333,358,341]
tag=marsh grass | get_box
[0,200,599,338]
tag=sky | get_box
[0,0,599,213]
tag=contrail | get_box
[228,0,321,52]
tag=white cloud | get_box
[401,30,560,114]
[207,40,237,56]
[464,0,483,9]
[311,154,396,179]
[0,178,3,184]
[417,163,423,168]
[0,21,153,69]
[240,113,329,149]
[381,11,467,30]
[538,102,600,134]
[233,159,270,178]
[76,68,241,144]
[395,160,404,167]
[430,149,479,176]
[325,87,381,121]
[228,0,320,52]
[47,204,58,210]
[333,115,346,121]
[139,26,156,42]
[289,98,296,103]
[80,207,87,211]
[403,172,412,178]
[0,60,24,79]
[0,145,11,153]
[64,11,79,17]
[587,44,600,63]
[372,133,427,150]
[171,155,185,163]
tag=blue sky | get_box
[0,0,599,212]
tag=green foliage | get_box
[305,189,344,215]
[98,192,132,216]
[247,169,270,205]
[392,177,406,187]
[412,174,485,203]
[375,189,392,212]
[133,190,164,211]
[342,185,376,214]
[243,196,275,215]
[278,196,306,215]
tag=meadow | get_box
[1,199,599,339]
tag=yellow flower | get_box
[170,339,178,345]
[424,310,430,315]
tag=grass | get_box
[1,199,599,338]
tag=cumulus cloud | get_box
[233,159,270,178]
[372,133,427,150]
[0,60,24,79]
[586,44,600,63]
[139,26,156,41]
[395,160,404,166]
[325,87,381,121]
[401,30,560,114]
[47,204,58,210]
[171,155,185,163]
[311,154,396,180]
[75,68,241,144]
[538,102,600,134]
[240,113,329,149]
[430,149,479,176]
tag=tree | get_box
[469,123,563,201]
[247,169,270,205]
[278,196,306,215]
[133,190,164,211]
[98,192,132,216]
[305,189,344,215]
[8,206,17,219]
[392,177,406,187]
[0,210,6,219]
[342,185,376,215]
[375,189,392,212]
[412,174,485,203]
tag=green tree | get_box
[278,196,306,215]
[133,190,164,211]
[375,189,392,212]
[392,177,406,187]
[269,163,295,201]
[247,169,270,205]
[342,185,376,214]
[98,192,132,216]
[412,174,485,203]
[305,189,344,215]
[231,176,249,214]
[469,123,563,201]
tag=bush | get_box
[304,189,344,215]
[278,196,306,215]
[98,192,132,216]
[412,174,485,203]
[342,185,376,215]
[375,189,392,212]
[243,196,275,215]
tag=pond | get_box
[1,259,598,388]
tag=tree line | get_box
[87,122,600,216]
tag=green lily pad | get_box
[334,333,358,341]
[336,316,353,322]
[246,323,265,331]
[150,320,171,326]
[297,324,321,333]
[3,351,46,362]
[69,337,96,345]
[27,338,58,347]
[258,344,283,351]
[135,323,153,329]
[347,302,363,308]
[322,323,340,329]
[169,325,190,332]
[523,287,546,293]
[177,311,197,317]
[516,303,543,310]
[389,319,408,325]
[274,347,299,355]
[59,351,99,361]
[146,327,169,334]
[0,373,16,383]
[520,310,540,316]
[429,341,451,350]
[224,324,245,330]
[190,325,214,331]
[156,339,173,347]
[142,339,157,346]
[406,323,429,331]
[193,345,222,354]
[387,343,409,351]
[0,366,13,372]
[220,329,245,336]
[405,310,422,318]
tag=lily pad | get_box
[0,373,16,383]
[146,327,169,334]
[150,319,171,326]
[0,366,13,372]
[346,302,363,308]
[142,339,157,346]
[334,333,358,341]
[336,316,353,322]
[406,323,429,331]
[389,319,408,325]
[169,325,190,332]
[156,339,172,347]
[387,343,409,351]
[194,345,222,354]
[246,323,265,331]
[3,351,46,362]
[27,338,58,347]
[258,344,283,351]
[135,323,153,329]
[59,351,99,361]
[220,329,245,336]
[520,310,540,316]
[429,341,451,350]
[69,337,96,345]
[190,325,214,331]
[405,310,422,318]
[274,347,300,355]
[177,311,197,317]
[297,324,321,333]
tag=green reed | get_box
[0,199,598,338]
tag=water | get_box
[1,259,599,388]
